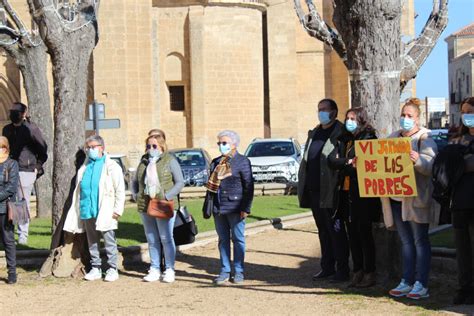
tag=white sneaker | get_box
[143,268,161,282]
[161,269,175,283]
[104,268,119,282]
[389,279,413,297]
[84,267,102,281]
[407,281,429,299]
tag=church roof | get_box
[450,22,474,37]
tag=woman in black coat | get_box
[0,136,19,284]
[450,97,474,305]
[328,107,381,288]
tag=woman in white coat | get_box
[63,135,125,282]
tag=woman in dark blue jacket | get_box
[206,130,254,285]
[0,136,19,284]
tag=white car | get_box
[245,138,301,183]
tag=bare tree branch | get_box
[293,0,347,65]
[400,0,448,90]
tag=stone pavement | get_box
[0,222,471,315]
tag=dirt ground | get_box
[0,222,472,315]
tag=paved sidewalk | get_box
[0,222,470,315]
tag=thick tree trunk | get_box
[333,0,402,137]
[50,48,92,230]
[332,0,403,280]
[17,44,54,219]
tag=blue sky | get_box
[414,0,474,99]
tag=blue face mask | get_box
[319,111,332,125]
[400,117,415,132]
[462,114,474,128]
[345,119,358,133]
[149,149,162,158]
[88,148,100,160]
[219,143,232,155]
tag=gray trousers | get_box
[17,171,36,241]
[83,218,118,269]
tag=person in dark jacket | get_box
[328,107,381,288]
[207,130,254,285]
[2,102,48,245]
[0,136,19,284]
[297,98,349,282]
[450,97,474,305]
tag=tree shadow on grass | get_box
[175,247,458,312]
[115,221,147,246]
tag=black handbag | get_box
[202,191,214,219]
[173,205,198,246]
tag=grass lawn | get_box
[4,195,308,251]
[430,226,454,249]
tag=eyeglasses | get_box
[217,142,228,146]
[86,144,102,150]
[146,144,158,150]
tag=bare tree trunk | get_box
[333,0,401,137]
[27,0,99,230]
[0,0,54,219]
[18,44,54,219]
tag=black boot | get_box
[7,272,17,284]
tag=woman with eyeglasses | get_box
[206,130,254,285]
[136,132,184,283]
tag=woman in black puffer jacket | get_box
[328,107,381,288]
[449,97,474,305]
[0,136,19,284]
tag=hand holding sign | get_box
[355,138,418,198]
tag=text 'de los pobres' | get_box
[355,138,418,198]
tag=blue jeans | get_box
[214,212,246,275]
[140,212,176,270]
[391,201,431,287]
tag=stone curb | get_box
[0,212,314,269]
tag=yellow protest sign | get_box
[355,138,418,198]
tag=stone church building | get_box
[0,0,414,163]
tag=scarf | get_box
[145,156,161,198]
[206,151,234,193]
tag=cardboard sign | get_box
[355,138,418,198]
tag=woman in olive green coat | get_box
[136,133,184,283]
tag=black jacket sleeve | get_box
[328,140,349,171]
[29,123,48,170]
[239,156,254,214]
[0,160,19,202]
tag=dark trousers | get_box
[452,209,474,292]
[0,214,16,274]
[339,192,376,273]
[310,191,349,275]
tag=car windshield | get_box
[172,150,206,167]
[246,142,295,157]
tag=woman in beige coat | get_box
[383,98,438,300]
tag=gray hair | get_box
[217,130,240,147]
[85,134,105,148]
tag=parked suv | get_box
[170,148,211,186]
[245,138,301,183]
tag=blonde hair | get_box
[146,133,168,152]
[148,129,166,141]
[0,136,10,153]
[402,98,422,117]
